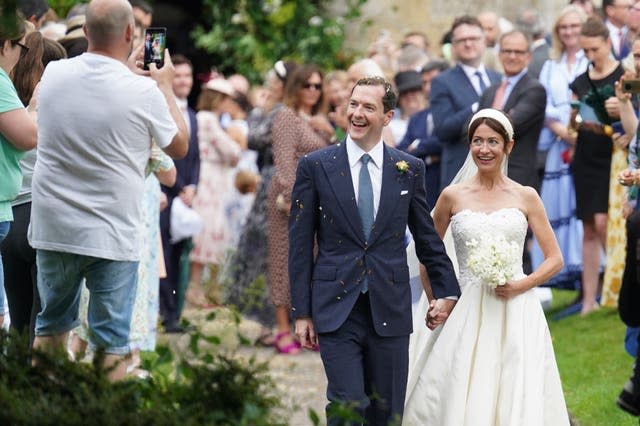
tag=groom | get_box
[289,76,460,425]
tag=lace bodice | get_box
[451,208,527,288]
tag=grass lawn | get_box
[548,290,638,426]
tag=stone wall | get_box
[334,0,573,59]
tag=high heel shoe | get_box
[274,331,301,355]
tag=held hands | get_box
[618,168,639,186]
[295,318,318,349]
[426,298,456,330]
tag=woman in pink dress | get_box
[267,64,335,354]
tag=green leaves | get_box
[195,0,367,83]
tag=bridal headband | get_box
[469,108,514,141]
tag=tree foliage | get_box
[193,0,367,83]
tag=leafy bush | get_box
[0,329,285,426]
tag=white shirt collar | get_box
[459,62,488,80]
[175,97,188,110]
[346,135,384,169]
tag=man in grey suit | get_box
[479,30,546,191]
[430,15,502,190]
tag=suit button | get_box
[336,296,341,300]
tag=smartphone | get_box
[622,79,640,94]
[143,27,166,70]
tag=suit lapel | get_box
[454,65,478,96]
[368,145,402,246]
[503,74,527,111]
[322,143,364,240]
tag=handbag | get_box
[170,197,203,244]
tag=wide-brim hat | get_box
[205,78,235,97]
[60,14,86,40]
[394,70,423,94]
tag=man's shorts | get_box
[35,250,138,355]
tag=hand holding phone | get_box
[143,27,167,70]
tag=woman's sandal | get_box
[275,331,301,355]
[254,330,276,347]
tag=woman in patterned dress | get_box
[267,64,334,354]
[189,79,241,304]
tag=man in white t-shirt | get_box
[29,0,188,381]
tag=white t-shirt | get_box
[29,53,177,261]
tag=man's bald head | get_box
[85,0,133,49]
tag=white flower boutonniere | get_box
[465,234,520,289]
[396,160,410,174]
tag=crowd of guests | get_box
[2,0,640,417]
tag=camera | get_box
[143,27,167,70]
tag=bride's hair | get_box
[467,115,514,152]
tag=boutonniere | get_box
[396,160,410,174]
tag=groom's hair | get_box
[352,76,397,113]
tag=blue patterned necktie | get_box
[474,70,487,94]
[358,153,374,293]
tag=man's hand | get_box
[127,42,149,76]
[179,186,196,207]
[159,192,168,211]
[295,318,318,350]
[149,49,176,91]
[426,298,456,330]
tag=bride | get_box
[403,109,570,425]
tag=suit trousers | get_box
[619,210,640,327]
[159,207,185,325]
[318,292,409,426]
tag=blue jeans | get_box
[0,221,11,316]
[35,250,138,355]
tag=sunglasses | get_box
[14,41,29,54]
[303,83,322,90]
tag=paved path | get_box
[173,306,328,425]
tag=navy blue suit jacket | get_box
[430,65,501,189]
[396,108,442,207]
[161,108,200,239]
[479,73,546,190]
[288,142,459,337]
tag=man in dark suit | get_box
[159,54,200,332]
[289,77,460,425]
[479,30,546,191]
[431,15,502,190]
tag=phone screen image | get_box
[143,27,166,70]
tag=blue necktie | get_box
[358,154,374,294]
[358,154,374,240]
[475,70,487,94]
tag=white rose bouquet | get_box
[465,235,520,289]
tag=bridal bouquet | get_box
[465,235,520,289]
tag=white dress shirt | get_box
[346,136,384,220]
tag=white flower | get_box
[309,16,323,26]
[231,13,244,24]
[465,234,520,289]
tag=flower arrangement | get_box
[396,160,410,174]
[465,234,520,289]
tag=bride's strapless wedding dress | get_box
[403,208,569,426]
